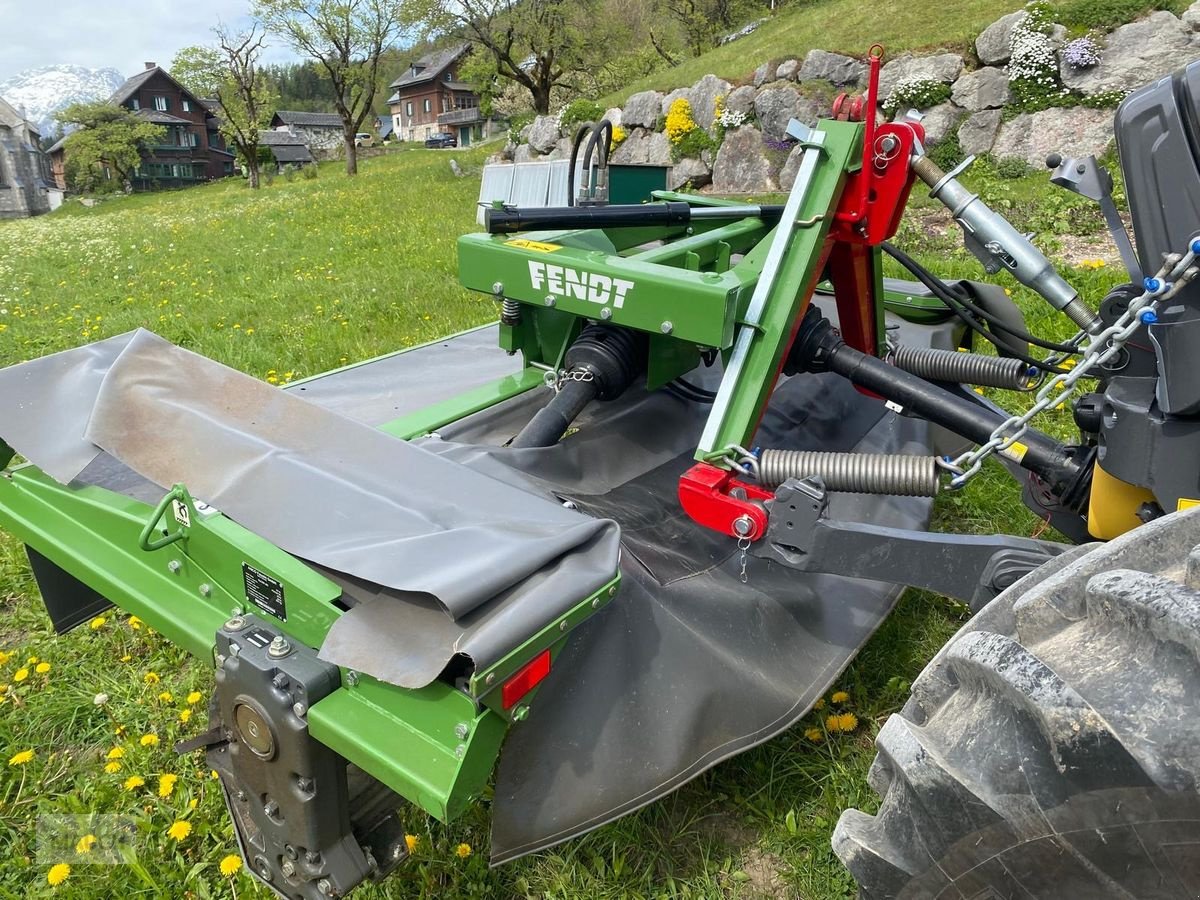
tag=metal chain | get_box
[542,368,596,393]
[944,243,1200,489]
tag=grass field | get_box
[599,0,1025,107]
[0,143,1129,899]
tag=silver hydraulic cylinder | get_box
[911,154,1102,334]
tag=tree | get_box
[56,101,165,192]
[255,0,410,175]
[170,45,225,98]
[172,29,278,189]
[417,0,615,115]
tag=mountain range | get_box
[0,65,126,138]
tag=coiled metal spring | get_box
[757,449,940,496]
[500,298,522,326]
[888,344,1032,390]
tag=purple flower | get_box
[1063,37,1100,69]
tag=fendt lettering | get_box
[528,260,636,308]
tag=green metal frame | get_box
[0,113,896,834]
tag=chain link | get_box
[542,368,596,393]
[946,244,1200,488]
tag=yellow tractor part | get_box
[1087,462,1157,540]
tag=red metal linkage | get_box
[678,462,775,541]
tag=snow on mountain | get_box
[0,65,126,139]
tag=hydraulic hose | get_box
[566,124,593,207]
[511,377,598,448]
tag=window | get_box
[154,95,168,111]
[423,99,431,113]
[445,71,452,82]
[130,98,140,110]
[182,100,191,112]
[405,101,413,118]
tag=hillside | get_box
[602,0,1025,105]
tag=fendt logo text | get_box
[528,261,636,308]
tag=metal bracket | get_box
[138,485,189,551]
[1048,153,1142,282]
[752,477,1068,612]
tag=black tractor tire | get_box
[834,507,1200,899]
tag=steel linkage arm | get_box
[751,478,1068,612]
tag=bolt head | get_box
[592,597,601,609]
[167,559,182,573]
[559,619,568,631]
[281,860,296,877]
[318,879,332,895]
[732,514,754,537]
[608,585,617,597]
[512,705,530,721]
[199,583,212,597]
[454,722,470,740]
[257,860,273,882]
[485,672,496,685]
[544,295,556,307]
[224,616,246,632]
[491,281,504,295]
[600,307,613,320]
[660,320,673,334]
[292,702,307,718]
[267,636,292,658]
[345,670,359,687]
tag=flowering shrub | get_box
[1063,36,1101,69]
[884,77,952,115]
[663,97,714,162]
[664,98,698,143]
[610,124,627,148]
[1008,0,1072,112]
[716,106,747,130]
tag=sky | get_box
[0,0,300,82]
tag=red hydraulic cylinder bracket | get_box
[678,462,775,541]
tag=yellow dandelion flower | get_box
[105,761,122,774]
[143,672,160,684]
[89,616,106,630]
[47,863,70,886]
[188,798,198,810]
[140,734,159,747]
[27,656,38,665]
[128,616,143,631]
[13,668,28,682]
[158,773,178,798]
[186,691,202,705]
[107,746,125,760]
[812,698,824,710]
[219,854,243,876]
[120,654,132,663]
[803,727,823,742]
[211,769,220,779]
[825,714,843,733]
[9,749,33,766]
[0,685,8,694]
[404,834,419,852]
[167,820,192,841]
[75,834,97,854]
[157,691,173,703]
[123,775,145,791]
[455,842,472,858]
[830,691,850,704]
[0,651,9,665]
[35,662,50,674]
[837,712,858,732]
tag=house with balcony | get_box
[387,44,498,147]
[48,63,235,192]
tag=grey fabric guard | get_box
[0,330,620,689]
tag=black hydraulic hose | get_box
[566,123,592,207]
[511,377,599,448]
[823,341,1080,492]
[485,201,694,234]
[582,120,613,202]
[882,242,1079,360]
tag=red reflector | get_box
[501,649,551,709]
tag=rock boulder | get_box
[991,106,1114,167]
[690,74,732,130]
[879,53,964,102]
[669,157,711,190]
[957,109,1002,156]
[1061,12,1194,95]
[799,49,867,86]
[622,90,663,129]
[975,11,1026,66]
[526,115,560,153]
[712,126,776,193]
[950,67,1011,111]
[609,128,673,166]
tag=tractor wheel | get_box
[834,507,1200,899]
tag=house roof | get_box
[389,44,470,90]
[377,117,394,139]
[137,110,192,125]
[271,110,342,128]
[109,68,160,105]
[271,144,314,163]
[259,129,308,146]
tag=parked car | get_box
[354,132,374,147]
[424,133,457,149]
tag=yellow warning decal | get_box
[998,441,1028,463]
[505,239,561,253]
[1178,498,1200,511]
